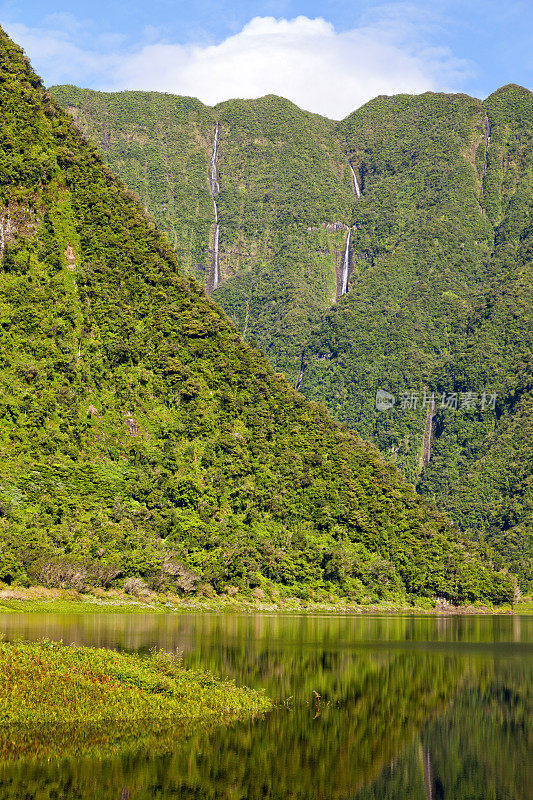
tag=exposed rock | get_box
[0,204,35,255]
[65,244,76,271]
[124,415,139,436]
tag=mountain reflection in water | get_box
[0,612,530,800]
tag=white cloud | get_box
[1,14,474,118]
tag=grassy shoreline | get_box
[0,639,271,762]
[0,586,520,615]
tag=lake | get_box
[0,612,531,799]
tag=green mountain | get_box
[48,81,533,590]
[0,27,513,604]
[48,87,354,374]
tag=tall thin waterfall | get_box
[295,351,306,390]
[420,393,436,468]
[213,223,220,289]
[340,229,351,295]
[349,164,361,198]
[481,115,491,197]
[210,123,220,196]
[209,123,221,290]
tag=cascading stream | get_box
[209,123,221,290]
[481,115,491,197]
[349,164,361,198]
[340,229,351,295]
[213,223,220,289]
[421,394,436,468]
[210,123,220,196]
[295,352,306,390]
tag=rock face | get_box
[0,205,36,255]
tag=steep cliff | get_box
[48,81,532,589]
[0,27,514,602]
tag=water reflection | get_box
[0,613,531,799]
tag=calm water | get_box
[0,612,531,799]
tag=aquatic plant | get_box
[0,639,270,761]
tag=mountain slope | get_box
[417,88,533,588]
[47,82,532,590]
[49,85,355,377]
[0,28,512,603]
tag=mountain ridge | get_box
[47,79,533,590]
[0,26,514,603]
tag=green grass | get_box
[515,599,533,614]
[0,639,271,761]
[0,588,515,615]
[0,599,166,614]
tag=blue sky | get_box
[0,1,531,118]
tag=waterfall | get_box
[481,115,491,197]
[210,123,220,196]
[349,164,361,198]
[213,223,220,289]
[209,123,221,291]
[295,352,306,390]
[340,229,351,295]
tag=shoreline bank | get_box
[0,587,523,615]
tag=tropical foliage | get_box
[48,81,533,589]
[0,28,516,602]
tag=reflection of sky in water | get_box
[0,613,531,799]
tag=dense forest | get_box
[49,80,533,591]
[0,26,516,604]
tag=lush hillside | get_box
[306,86,533,587]
[0,27,513,604]
[416,85,533,589]
[48,82,533,590]
[48,85,354,377]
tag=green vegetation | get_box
[0,586,510,615]
[0,588,171,614]
[48,81,533,591]
[417,86,533,591]
[1,610,528,799]
[515,598,533,614]
[0,624,465,791]
[49,86,353,377]
[0,638,270,760]
[0,27,517,605]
